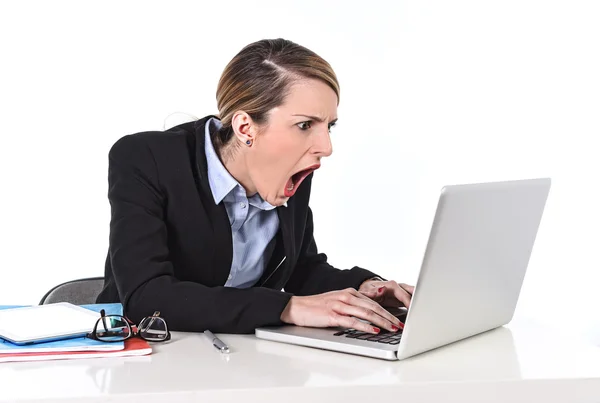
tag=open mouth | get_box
[284,164,320,198]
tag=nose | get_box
[312,128,333,158]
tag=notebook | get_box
[0,303,105,345]
[0,303,124,353]
[0,337,151,363]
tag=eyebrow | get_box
[292,114,338,125]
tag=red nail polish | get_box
[372,327,380,333]
[391,325,399,331]
[378,287,384,293]
[398,322,405,329]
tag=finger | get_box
[358,285,385,300]
[389,284,412,308]
[331,313,381,334]
[351,294,403,329]
[339,301,401,333]
[361,280,382,291]
[353,287,391,311]
[354,287,390,307]
[358,287,377,297]
[358,289,383,304]
[345,291,402,329]
[353,286,384,301]
[399,283,415,296]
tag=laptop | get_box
[255,178,551,360]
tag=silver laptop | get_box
[256,178,551,360]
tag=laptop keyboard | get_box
[333,329,402,344]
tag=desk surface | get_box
[1,317,600,403]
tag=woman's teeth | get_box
[287,182,294,191]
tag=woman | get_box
[97,38,414,335]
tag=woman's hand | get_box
[358,279,415,309]
[280,288,403,334]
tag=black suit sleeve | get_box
[107,135,292,334]
[284,206,378,296]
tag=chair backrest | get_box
[39,277,105,305]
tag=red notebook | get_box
[0,338,152,363]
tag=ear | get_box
[231,111,257,145]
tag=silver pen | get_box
[204,330,230,354]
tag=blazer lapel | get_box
[193,117,233,286]
[277,203,295,264]
[256,203,295,288]
[257,230,284,287]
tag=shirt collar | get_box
[204,118,284,209]
[204,118,238,205]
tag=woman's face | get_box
[237,79,337,206]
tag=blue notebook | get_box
[0,303,125,353]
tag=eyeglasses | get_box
[87,309,171,343]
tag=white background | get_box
[0,1,598,345]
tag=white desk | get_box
[1,318,600,403]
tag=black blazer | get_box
[96,116,378,333]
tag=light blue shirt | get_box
[204,118,281,288]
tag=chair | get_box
[39,277,105,305]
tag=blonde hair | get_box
[214,38,340,150]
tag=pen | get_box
[204,330,230,354]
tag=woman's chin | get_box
[274,194,290,206]
[262,193,288,207]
